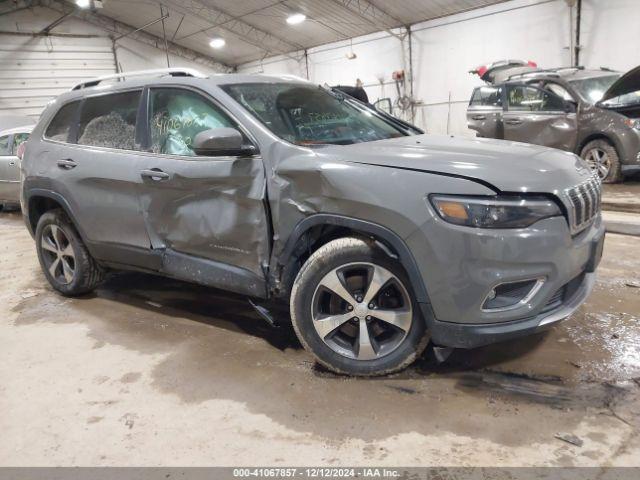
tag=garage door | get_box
[0,35,116,120]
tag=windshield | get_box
[221,83,408,145]
[569,74,620,103]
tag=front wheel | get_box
[581,139,622,183]
[290,237,429,376]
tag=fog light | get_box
[482,278,545,311]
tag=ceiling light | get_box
[286,13,306,25]
[75,0,91,8]
[209,38,226,49]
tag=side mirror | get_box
[192,128,256,156]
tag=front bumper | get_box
[405,209,605,348]
[425,271,596,348]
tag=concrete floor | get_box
[0,212,639,466]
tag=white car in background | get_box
[0,125,33,211]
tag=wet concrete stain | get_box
[9,266,640,446]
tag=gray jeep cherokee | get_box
[21,69,605,376]
[468,60,640,183]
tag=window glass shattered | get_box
[78,91,141,150]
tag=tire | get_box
[290,237,429,376]
[35,209,104,296]
[580,139,622,183]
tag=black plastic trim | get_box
[163,249,267,298]
[25,188,88,241]
[278,214,430,304]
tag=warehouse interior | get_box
[1,0,639,473]
[3,0,640,135]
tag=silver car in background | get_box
[0,124,33,210]
[467,61,640,183]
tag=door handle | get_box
[505,118,524,125]
[140,168,170,181]
[8,161,15,166]
[57,159,77,170]
[471,115,487,120]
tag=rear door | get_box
[136,86,270,281]
[45,91,154,267]
[0,134,14,201]
[3,132,30,201]
[467,85,503,138]
[503,84,577,151]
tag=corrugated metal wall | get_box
[0,35,116,119]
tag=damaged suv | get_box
[468,60,640,183]
[22,69,604,376]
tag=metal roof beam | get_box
[328,0,405,35]
[41,0,231,72]
[160,0,305,62]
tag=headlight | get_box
[624,118,640,130]
[430,195,561,228]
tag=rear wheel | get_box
[581,139,621,183]
[35,209,104,296]
[290,237,429,376]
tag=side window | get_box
[149,88,237,156]
[470,86,502,107]
[13,133,29,154]
[0,135,10,156]
[77,90,141,150]
[545,83,574,102]
[507,85,565,112]
[45,101,79,142]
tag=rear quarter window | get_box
[470,86,502,107]
[13,133,29,154]
[45,101,80,142]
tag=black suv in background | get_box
[467,60,640,182]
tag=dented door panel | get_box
[504,84,578,151]
[136,154,270,278]
[503,112,578,151]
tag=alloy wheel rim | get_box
[585,148,611,180]
[41,224,76,285]
[311,262,413,361]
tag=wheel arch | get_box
[577,132,621,157]
[26,189,88,243]
[275,214,430,305]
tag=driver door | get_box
[503,84,578,151]
[135,86,270,295]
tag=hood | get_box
[600,65,640,103]
[317,135,593,194]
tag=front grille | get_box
[564,175,601,234]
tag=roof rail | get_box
[506,66,586,81]
[71,68,207,90]
[507,70,560,81]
